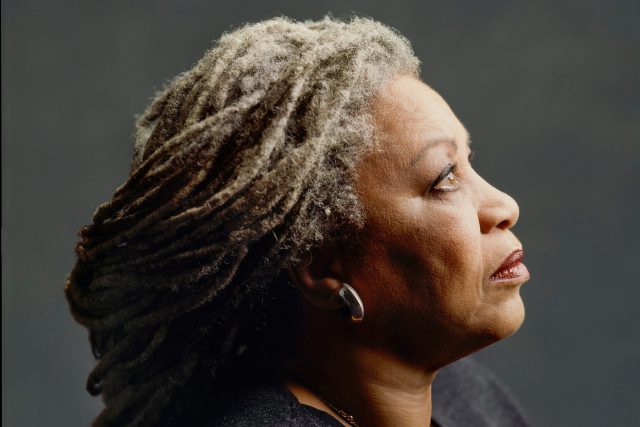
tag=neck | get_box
[281,307,437,427]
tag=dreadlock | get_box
[65,15,419,426]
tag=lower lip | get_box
[490,261,530,284]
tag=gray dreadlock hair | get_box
[65,15,419,426]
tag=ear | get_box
[287,244,347,310]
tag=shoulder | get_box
[202,373,340,427]
[432,356,532,427]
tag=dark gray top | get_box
[205,356,532,426]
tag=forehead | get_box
[370,74,469,159]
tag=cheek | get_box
[431,217,483,287]
[354,203,483,319]
[407,211,483,313]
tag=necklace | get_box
[285,370,436,427]
[284,369,361,427]
[319,395,436,427]
[319,396,361,427]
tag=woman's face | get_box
[345,74,529,367]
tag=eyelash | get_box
[431,163,456,190]
[429,150,475,193]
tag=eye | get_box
[433,170,459,191]
[431,164,459,192]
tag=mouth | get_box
[490,249,530,284]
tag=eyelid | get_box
[430,163,458,192]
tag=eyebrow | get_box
[408,138,457,171]
[407,130,472,171]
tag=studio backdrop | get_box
[3,1,639,426]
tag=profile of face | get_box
[335,74,530,368]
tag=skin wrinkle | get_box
[284,73,528,427]
[66,15,529,427]
[65,16,421,427]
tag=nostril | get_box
[497,218,512,230]
[478,196,519,233]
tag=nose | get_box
[477,176,520,234]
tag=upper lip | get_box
[491,249,524,278]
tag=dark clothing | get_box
[431,357,531,426]
[206,356,532,426]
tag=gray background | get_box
[3,0,639,426]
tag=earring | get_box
[338,283,364,322]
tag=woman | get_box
[65,16,531,427]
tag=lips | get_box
[490,249,530,282]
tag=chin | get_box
[463,293,526,353]
[485,293,526,342]
[428,294,526,367]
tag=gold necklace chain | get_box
[319,396,361,427]
[319,396,436,427]
[285,369,436,427]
